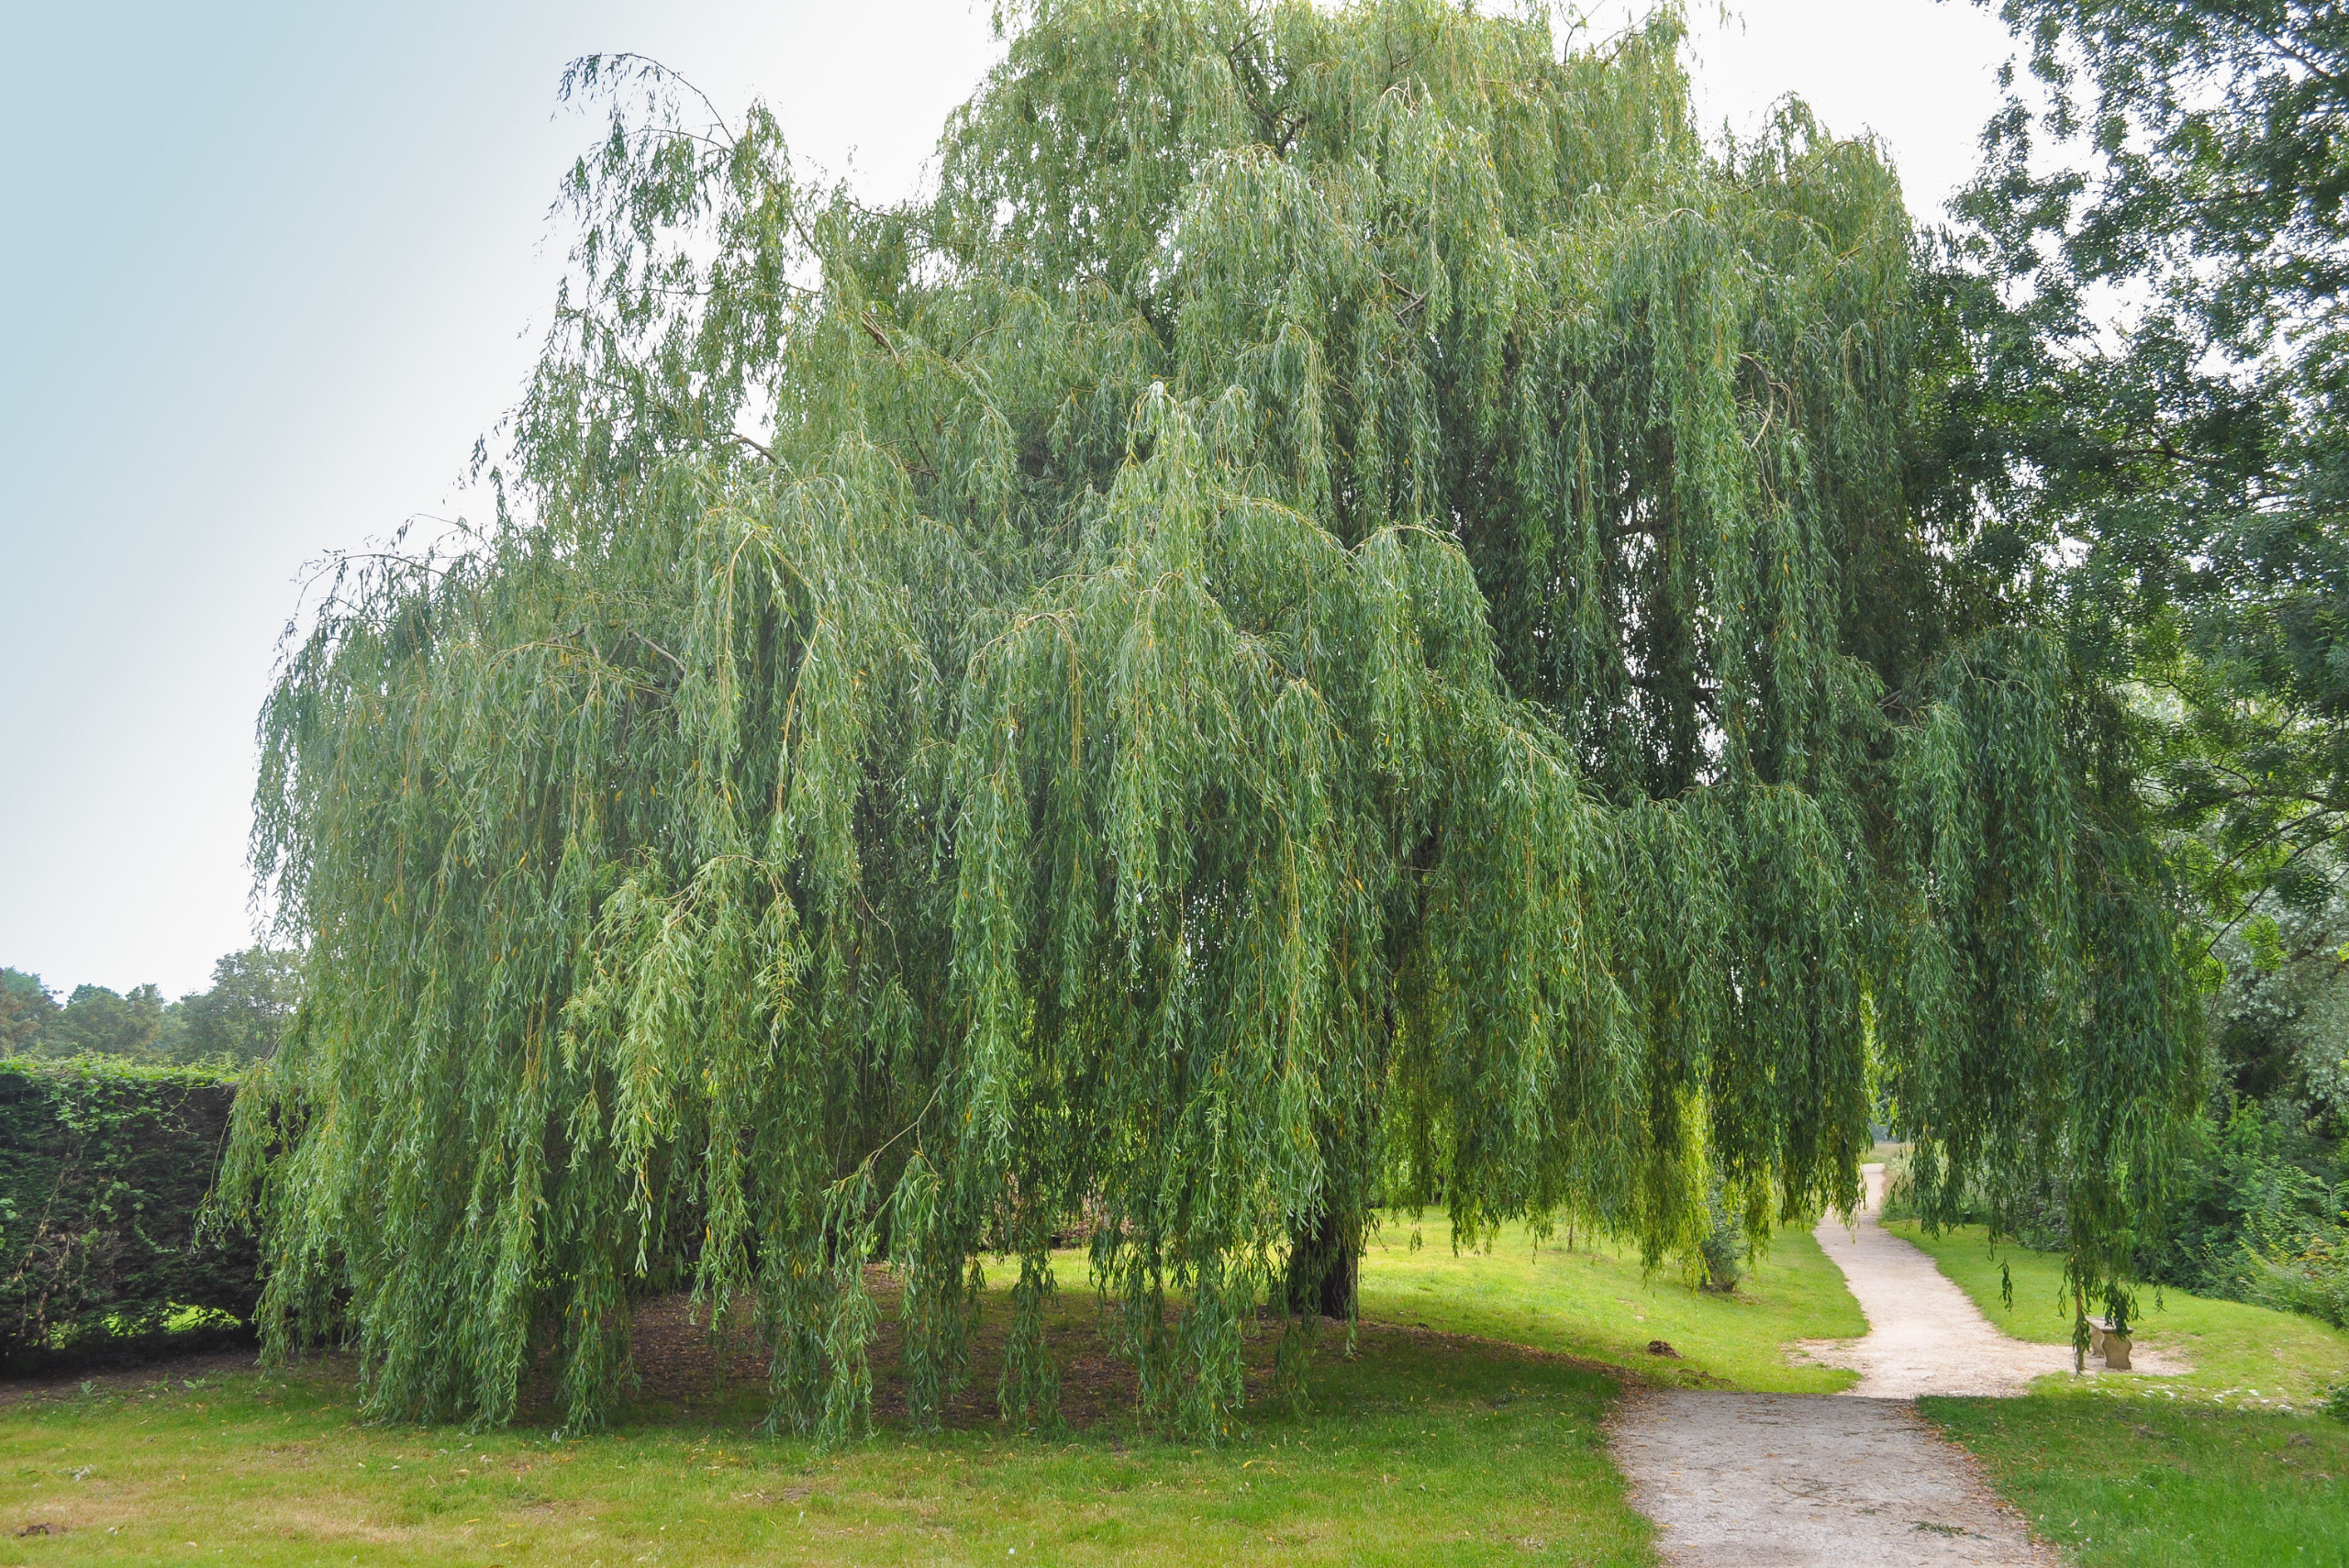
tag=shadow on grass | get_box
[573,1266,1631,1443]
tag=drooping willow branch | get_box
[221,0,2199,1441]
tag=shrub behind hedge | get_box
[0,1056,258,1371]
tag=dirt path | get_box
[1802,1211,2180,1395]
[1608,1209,2150,1565]
[1611,1389,2050,1565]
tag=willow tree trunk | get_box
[1285,1207,1360,1322]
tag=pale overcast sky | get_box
[0,0,2021,998]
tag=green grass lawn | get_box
[17,1211,2342,1566]
[0,1244,1662,1568]
[1361,1215,1865,1393]
[1922,1393,2349,1568]
[1891,1220,2349,1564]
[1887,1220,2349,1407]
[0,1216,1873,1568]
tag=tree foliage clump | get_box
[226,0,2199,1438]
[2,950,299,1066]
[1949,0,2349,935]
[10,981,173,1062]
[1932,0,2346,1339]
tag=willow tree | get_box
[224,0,2200,1440]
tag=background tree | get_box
[1923,0,2349,1316]
[225,0,2199,1440]
[171,947,299,1064]
[33,984,170,1061]
[0,951,298,1065]
[1947,0,2348,934]
[0,971,58,1054]
[1932,0,2349,1329]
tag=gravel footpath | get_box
[1803,1210,2180,1395]
[1611,1388,2052,1566]
[1606,1208,2149,1565]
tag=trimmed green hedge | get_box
[0,1056,259,1370]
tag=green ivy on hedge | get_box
[1,1055,258,1371]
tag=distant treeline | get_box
[0,947,296,1066]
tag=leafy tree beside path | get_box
[1947,0,2349,946]
[1934,0,2349,1329]
[222,0,2199,1442]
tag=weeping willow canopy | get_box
[225,0,2199,1439]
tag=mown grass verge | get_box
[1887,1219,2349,1407]
[1892,1219,2349,1565]
[1361,1215,1865,1393]
[1921,1393,2349,1568]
